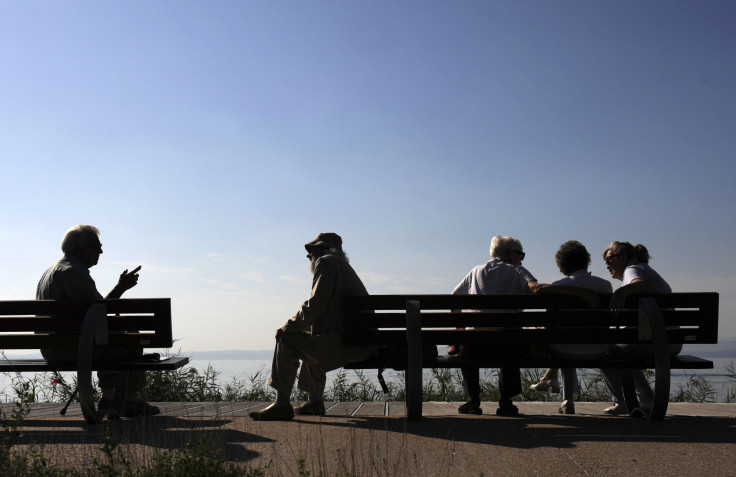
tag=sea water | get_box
[183,356,736,402]
[2,355,734,402]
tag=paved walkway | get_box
[3,402,736,476]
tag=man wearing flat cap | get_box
[250,232,373,420]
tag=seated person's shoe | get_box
[530,378,560,393]
[249,404,294,421]
[602,403,628,415]
[98,398,160,418]
[127,399,160,417]
[558,400,575,415]
[496,404,519,416]
[458,400,483,415]
[496,398,519,416]
[294,401,326,416]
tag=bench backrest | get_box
[0,298,173,350]
[342,293,718,347]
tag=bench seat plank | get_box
[344,354,714,371]
[0,356,189,372]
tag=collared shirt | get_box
[452,258,536,296]
[36,254,103,301]
[451,258,536,328]
[552,270,613,293]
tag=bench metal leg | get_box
[406,300,423,420]
[60,386,79,416]
[640,298,670,421]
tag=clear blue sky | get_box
[2,1,735,351]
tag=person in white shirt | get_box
[600,241,678,416]
[529,241,613,414]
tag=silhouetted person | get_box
[529,240,613,414]
[250,233,373,421]
[37,224,159,417]
[453,235,537,416]
[600,241,678,416]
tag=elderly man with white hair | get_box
[452,235,538,416]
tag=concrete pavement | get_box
[3,402,736,476]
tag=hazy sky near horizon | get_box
[2,1,735,352]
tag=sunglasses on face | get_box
[512,250,526,260]
[605,253,620,265]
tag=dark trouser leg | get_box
[461,366,481,400]
[561,368,577,402]
[498,343,528,402]
[97,370,146,392]
[499,367,522,400]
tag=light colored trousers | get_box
[601,343,683,405]
[268,332,329,396]
[268,332,377,396]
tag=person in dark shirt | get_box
[37,224,158,417]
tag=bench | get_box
[342,292,718,421]
[0,298,189,425]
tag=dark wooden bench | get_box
[0,298,189,425]
[342,292,718,421]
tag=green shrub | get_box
[142,364,222,402]
[3,355,732,405]
[222,367,275,402]
[670,371,716,403]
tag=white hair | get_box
[61,225,100,254]
[489,235,523,260]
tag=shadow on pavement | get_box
[292,414,736,449]
[13,416,270,462]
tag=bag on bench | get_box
[374,344,439,393]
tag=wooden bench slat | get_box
[342,292,719,421]
[0,356,189,372]
[0,298,185,426]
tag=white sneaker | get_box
[530,379,560,393]
[602,403,629,415]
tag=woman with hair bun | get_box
[600,241,680,416]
